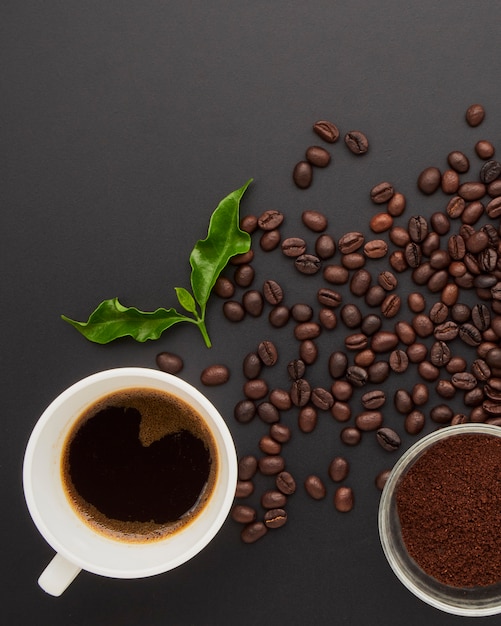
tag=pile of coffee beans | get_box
[158,103,501,543]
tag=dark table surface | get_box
[4,1,501,624]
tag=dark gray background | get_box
[3,1,501,624]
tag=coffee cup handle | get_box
[38,553,81,596]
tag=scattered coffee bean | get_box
[264,508,287,529]
[304,475,327,500]
[276,471,297,495]
[156,351,184,374]
[465,103,485,127]
[293,161,313,189]
[334,486,354,512]
[376,427,401,451]
[241,521,267,544]
[306,146,331,167]
[232,505,257,524]
[328,456,350,482]
[302,210,328,232]
[313,120,340,143]
[200,364,230,386]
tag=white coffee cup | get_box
[23,367,238,596]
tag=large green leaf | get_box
[61,297,188,343]
[190,179,252,313]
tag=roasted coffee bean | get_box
[268,389,291,412]
[342,252,365,269]
[408,215,428,242]
[441,169,460,194]
[387,192,406,216]
[430,250,451,271]
[422,232,441,256]
[318,288,342,308]
[412,262,435,285]
[355,410,383,431]
[156,351,184,375]
[214,275,236,299]
[295,253,321,274]
[390,226,411,247]
[243,378,268,400]
[294,322,321,340]
[338,231,364,254]
[304,475,327,500]
[282,237,307,257]
[486,197,501,219]
[376,427,401,451]
[201,364,230,386]
[235,480,254,499]
[345,333,368,351]
[328,352,348,379]
[332,381,354,401]
[261,489,287,509]
[412,314,434,338]
[344,130,369,154]
[448,150,470,173]
[394,389,413,414]
[436,379,456,399]
[427,270,449,293]
[472,359,491,382]
[302,210,328,232]
[404,242,422,268]
[313,120,339,143]
[395,321,416,345]
[486,348,501,368]
[433,321,458,342]
[319,307,337,330]
[257,402,280,424]
[350,269,372,296]
[340,426,362,446]
[238,455,258,480]
[243,352,262,379]
[411,382,429,406]
[311,387,334,410]
[417,167,441,195]
[447,195,467,219]
[293,161,313,189]
[361,389,386,411]
[465,103,485,127]
[458,181,486,201]
[378,271,398,291]
[381,294,401,319]
[451,413,470,425]
[291,303,313,322]
[365,285,387,307]
[345,366,368,387]
[223,300,245,322]
[370,212,393,233]
[371,331,399,352]
[300,339,318,365]
[331,401,351,422]
[262,279,284,305]
[241,521,267,543]
[290,378,311,406]
[259,435,282,456]
[490,179,501,197]
[375,469,392,490]
[475,140,495,160]
[408,292,426,313]
[466,231,489,254]
[430,404,454,424]
[240,214,258,234]
[472,303,491,331]
[258,455,285,476]
[430,211,451,235]
[441,283,459,306]
[389,349,408,373]
[323,264,350,284]
[364,239,388,258]
[340,303,362,329]
[288,358,306,380]
[258,340,278,366]
[451,372,477,390]
[305,146,331,167]
[459,323,482,346]
[231,250,254,265]
[354,349,375,368]
[370,181,394,204]
[462,201,484,225]
[234,264,255,288]
[264,508,287,529]
[298,405,318,432]
[242,290,264,317]
[334,486,354,512]
[446,356,468,374]
[328,457,350,482]
[270,423,292,443]
[231,505,257,524]
[480,160,501,184]
[368,361,390,383]
[260,230,281,251]
[269,305,290,327]
[418,361,440,381]
[315,234,336,259]
[234,400,256,424]
[258,209,284,231]
[361,314,382,336]
[276,471,297,495]
[405,410,426,435]
[430,340,451,367]
[429,302,448,324]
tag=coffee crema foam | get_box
[61,387,219,543]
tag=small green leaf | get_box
[61,297,190,344]
[190,179,252,314]
[175,287,198,315]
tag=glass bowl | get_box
[378,423,501,617]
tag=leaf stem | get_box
[196,318,212,348]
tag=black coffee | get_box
[61,387,218,543]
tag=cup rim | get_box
[23,367,238,579]
[378,423,501,617]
